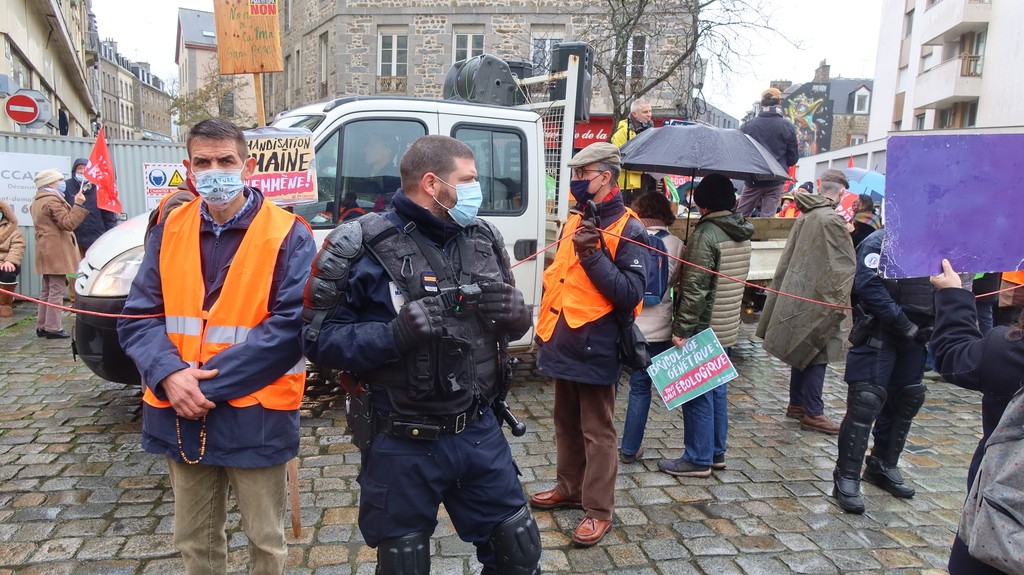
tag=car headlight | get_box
[89,246,145,297]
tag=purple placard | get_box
[881,133,1024,278]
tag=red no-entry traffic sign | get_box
[5,94,40,124]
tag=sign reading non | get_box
[5,94,39,124]
[213,0,284,74]
[648,328,738,410]
[244,127,317,206]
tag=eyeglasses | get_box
[571,168,605,179]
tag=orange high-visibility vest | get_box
[1004,271,1024,285]
[142,198,306,410]
[536,209,643,342]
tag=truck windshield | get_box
[272,114,325,131]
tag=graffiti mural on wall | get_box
[784,83,833,157]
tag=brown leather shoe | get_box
[571,516,612,547]
[529,488,582,510]
[786,404,805,419]
[801,414,840,435]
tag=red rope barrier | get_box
[0,286,162,319]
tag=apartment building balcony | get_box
[913,54,983,109]
[921,0,992,45]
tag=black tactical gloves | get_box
[479,282,531,338]
[392,297,444,352]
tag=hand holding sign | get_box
[649,329,738,411]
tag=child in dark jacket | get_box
[931,259,1024,575]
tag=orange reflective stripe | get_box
[536,209,643,342]
[150,197,306,411]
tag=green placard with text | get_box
[649,328,738,410]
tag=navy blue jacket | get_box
[535,192,647,385]
[740,107,799,184]
[118,188,315,467]
[300,192,475,375]
[932,288,1022,490]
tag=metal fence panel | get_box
[1,132,186,298]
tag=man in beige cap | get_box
[29,168,87,338]
[529,142,648,547]
[736,87,799,217]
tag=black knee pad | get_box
[376,532,430,575]
[846,382,887,425]
[891,383,926,420]
[489,506,541,575]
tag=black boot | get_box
[864,383,925,499]
[832,468,865,514]
[863,455,915,498]
[832,383,886,514]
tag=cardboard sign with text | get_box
[244,127,317,206]
[649,328,738,410]
[213,0,284,74]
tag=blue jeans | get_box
[681,383,728,466]
[620,340,674,457]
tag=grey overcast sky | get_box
[89,0,883,121]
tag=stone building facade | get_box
[264,0,694,120]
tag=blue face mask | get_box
[193,168,245,209]
[435,176,483,227]
[56,180,67,193]
[569,178,596,206]
[74,173,86,184]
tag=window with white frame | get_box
[853,88,870,114]
[625,35,646,79]
[849,134,866,146]
[454,29,484,63]
[379,32,408,77]
[319,32,329,98]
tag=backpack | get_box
[642,229,671,306]
[958,385,1024,573]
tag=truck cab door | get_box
[440,115,546,346]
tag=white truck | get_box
[71,56,791,385]
[72,59,584,385]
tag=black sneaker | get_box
[712,453,726,470]
[619,447,644,464]
[658,458,712,477]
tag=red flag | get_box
[847,155,855,168]
[84,126,122,214]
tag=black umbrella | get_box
[620,123,790,182]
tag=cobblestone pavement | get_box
[0,306,979,574]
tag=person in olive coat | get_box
[29,168,87,338]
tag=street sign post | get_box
[4,94,39,124]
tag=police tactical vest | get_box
[883,276,936,325]
[358,213,507,416]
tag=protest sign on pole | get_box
[244,126,317,206]
[648,328,738,410]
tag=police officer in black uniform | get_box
[300,135,540,574]
[833,228,935,514]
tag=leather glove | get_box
[572,220,601,259]
[479,282,530,330]
[392,297,443,352]
[893,313,919,340]
[914,326,934,344]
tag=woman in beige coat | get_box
[29,168,87,338]
[0,199,26,317]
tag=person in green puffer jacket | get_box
[658,174,754,478]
